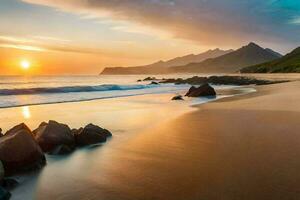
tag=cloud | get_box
[20,0,300,48]
[0,34,150,59]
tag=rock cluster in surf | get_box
[0,121,112,199]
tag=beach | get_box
[0,78,297,199]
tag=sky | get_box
[0,0,300,75]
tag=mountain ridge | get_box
[170,42,282,73]
[241,46,300,73]
[101,48,233,75]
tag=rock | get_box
[74,124,112,146]
[49,145,74,155]
[185,86,197,97]
[0,161,4,182]
[172,95,184,100]
[5,123,33,137]
[137,79,142,82]
[150,81,159,85]
[143,77,156,81]
[1,178,18,191]
[71,128,83,136]
[0,129,3,137]
[160,75,287,86]
[185,83,216,97]
[0,187,10,200]
[0,124,46,175]
[34,120,75,153]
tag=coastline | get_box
[6,80,300,199]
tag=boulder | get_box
[171,95,184,101]
[150,81,159,85]
[34,120,75,153]
[1,178,18,191]
[74,124,112,147]
[0,124,46,175]
[5,123,33,137]
[49,145,74,155]
[185,83,216,97]
[0,187,10,200]
[185,86,197,96]
[143,77,156,81]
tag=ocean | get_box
[0,75,237,108]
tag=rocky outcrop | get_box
[185,83,216,97]
[0,124,46,175]
[74,124,112,147]
[160,75,288,86]
[143,77,157,81]
[150,81,159,85]
[34,120,75,153]
[172,95,184,100]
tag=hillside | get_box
[170,42,282,73]
[241,47,300,73]
[101,48,233,74]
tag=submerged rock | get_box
[185,83,216,97]
[74,124,112,146]
[172,95,184,100]
[34,120,75,153]
[0,123,46,175]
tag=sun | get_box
[20,60,31,70]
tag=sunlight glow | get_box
[20,60,31,70]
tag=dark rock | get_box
[150,81,159,85]
[172,95,184,100]
[71,128,83,136]
[34,120,75,153]
[0,129,3,137]
[49,145,74,155]
[137,79,142,82]
[0,161,3,183]
[1,178,18,191]
[160,75,287,86]
[0,187,10,200]
[74,124,112,147]
[5,123,33,137]
[185,86,197,97]
[143,77,156,81]
[185,83,216,97]
[0,124,46,175]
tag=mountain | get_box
[241,47,300,73]
[170,42,282,73]
[100,48,233,74]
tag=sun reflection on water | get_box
[22,106,31,119]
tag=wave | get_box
[0,84,157,96]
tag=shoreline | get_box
[6,80,300,199]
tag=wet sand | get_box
[7,81,300,200]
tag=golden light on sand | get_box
[22,106,31,119]
[20,60,31,70]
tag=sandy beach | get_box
[1,80,297,199]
